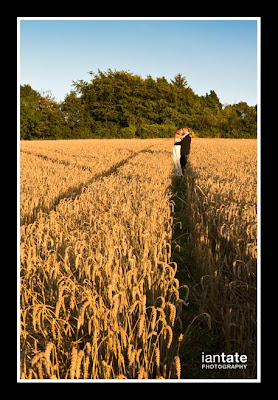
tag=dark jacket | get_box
[180,135,191,155]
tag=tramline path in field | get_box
[20,145,155,225]
[20,139,161,225]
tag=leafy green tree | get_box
[20,85,42,139]
[37,93,68,139]
[203,90,222,113]
[170,73,188,89]
[20,85,69,139]
[219,102,257,138]
[62,91,92,138]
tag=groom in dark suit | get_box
[180,127,191,173]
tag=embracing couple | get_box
[172,126,192,176]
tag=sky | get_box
[19,18,259,106]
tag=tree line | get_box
[20,69,257,140]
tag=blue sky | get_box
[19,18,258,106]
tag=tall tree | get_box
[20,84,69,139]
[170,73,188,88]
[20,85,42,139]
[203,90,222,113]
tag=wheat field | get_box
[184,138,257,378]
[19,138,258,380]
